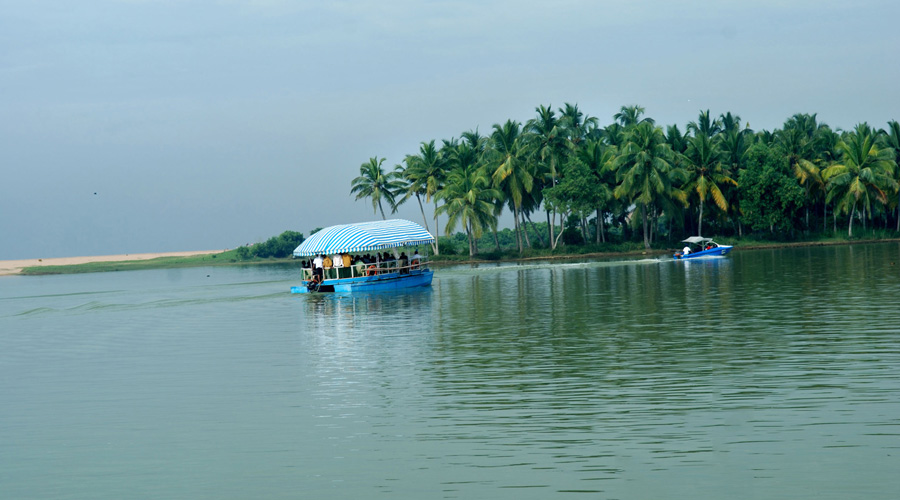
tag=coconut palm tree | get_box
[614,105,654,128]
[437,142,501,256]
[665,124,689,155]
[682,134,736,236]
[687,109,721,139]
[882,120,900,230]
[488,120,531,253]
[525,104,567,248]
[822,123,898,236]
[350,157,403,220]
[613,121,682,249]
[559,102,598,147]
[399,141,446,253]
[576,138,616,242]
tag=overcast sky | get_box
[2,0,898,259]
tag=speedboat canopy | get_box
[682,236,715,244]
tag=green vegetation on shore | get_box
[352,104,900,256]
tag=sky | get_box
[2,0,899,259]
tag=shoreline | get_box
[3,238,899,277]
[0,250,227,276]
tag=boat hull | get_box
[674,245,733,259]
[291,269,434,294]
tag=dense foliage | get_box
[350,105,899,256]
[236,231,305,260]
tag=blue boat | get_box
[673,236,733,260]
[290,219,436,294]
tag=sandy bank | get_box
[0,250,227,276]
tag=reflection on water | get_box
[1,245,899,499]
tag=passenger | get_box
[399,252,408,274]
[337,253,351,278]
[682,245,691,256]
[312,254,324,279]
[323,254,333,269]
[411,248,422,269]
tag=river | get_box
[1,243,899,499]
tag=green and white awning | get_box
[292,219,435,257]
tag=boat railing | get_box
[302,258,429,281]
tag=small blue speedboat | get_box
[673,236,733,260]
[291,219,436,294]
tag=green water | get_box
[1,244,899,499]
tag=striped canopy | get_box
[293,219,435,257]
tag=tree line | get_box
[350,104,900,256]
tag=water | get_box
[1,245,899,499]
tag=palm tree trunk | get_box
[433,201,440,255]
[493,227,500,252]
[698,199,704,237]
[600,210,606,243]
[641,203,650,249]
[526,214,545,247]
[548,210,557,250]
[514,205,523,253]
[595,209,602,243]
[415,194,439,254]
[849,204,855,237]
[378,201,386,220]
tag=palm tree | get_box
[777,113,828,230]
[559,102,598,146]
[437,142,500,256]
[822,123,898,236]
[525,104,567,248]
[687,109,722,139]
[350,157,403,219]
[613,121,681,249]
[882,120,900,230]
[682,134,736,236]
[399,141,446,253]
[600,123,626,148]
[665,124,689,155]
[576,138,616,242]
[488,120,531,253]
[614,105,654,128]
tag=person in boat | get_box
[682,245,691,256]
[339,252,349,277]
[399,252,409,274]
[382,252,395,270]
[411,248,422,269]
[312,254,324,279]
